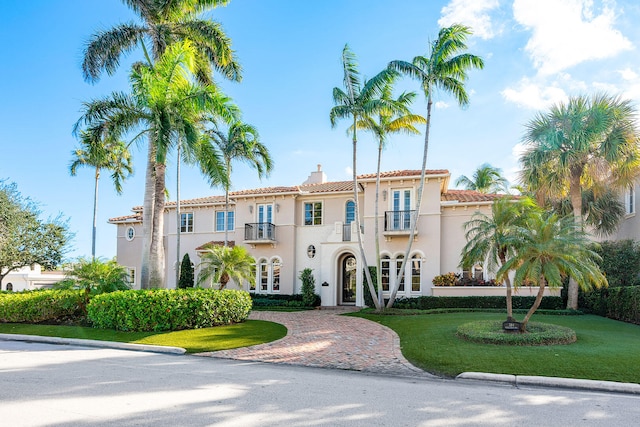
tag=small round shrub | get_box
[456,320,576,346]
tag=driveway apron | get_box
[198,308,429,377]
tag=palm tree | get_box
[455,163,509,194]
[520,93,640,309]
[70,130,133,259]
[387,24,484,307]
[461,197,540,321]
[76,41,238,288]
[207,122,273,246]
[197,244,255,289]
[497,211,607,332]
[353,82,426,308]
[82,0,241,289]
[330,44,397,310]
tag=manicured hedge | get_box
[250,293,321,308]
[87,289,252,332]
[580,286,640,325]
[456,320,576,346]
[392,295,564,311]
[0,289,84,323]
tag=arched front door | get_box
[340,254,357,305]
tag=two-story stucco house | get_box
[109,165,503,306]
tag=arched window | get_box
[381,255,390,291]
[6,283,13,292]
[258,259,268,292]
[271,258,281,292]
[395,255,405,292]
[410,255,422,292]
[345,200,355,224]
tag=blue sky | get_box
[1,0,639,261]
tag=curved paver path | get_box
[199,308,432,377]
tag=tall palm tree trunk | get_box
[224,159,231,247]
[141,142,156,289]
[176,142,181,288]
[387,96,433,307]
[149,161,166,288]
[351,123,379,310]
[375,142,384,308]
[499,252,514,321]
[567,170,583,310]
[92,168,100,260]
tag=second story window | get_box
[626,186,635,215]
[345,200,355,224]
[215,211,235,231]
[304,202,322,225]
[180,212,194,233]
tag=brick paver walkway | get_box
[198,308,432,377]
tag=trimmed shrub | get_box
[250,293,320,308]
[392,295,564,311]
[178,253,195,289]
[0,289,84,323]
[457,320,576,346]
[580,286,640,324]
[87,288,252,332]
[299,268,317,307]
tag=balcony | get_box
[384,210,416,236]
[244,222,276,244]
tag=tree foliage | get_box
[455,163,509,194]
[299,268,317,307]
[197,245,255,290]
[591,240,640,288]
[0,181,71,286]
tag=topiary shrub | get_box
[580,286,640,324]
[0,289,84,323]
[299,268,317,307]
[178,253,195,289]
[87,288,252,332]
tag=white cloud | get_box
[435,101,450,109]
[501,77,568,110]
[438,0,501,40]
[619,68,638,81]
[344,166,353,177]
[513,0,633,75]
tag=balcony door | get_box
[256,204,273,239]
[392,189,411,230]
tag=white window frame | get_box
[626,185,635,216]
[304,201,323,226]
[127,267,136,287]
[126,226,135,241]
[180,212,194,233]
[381,253,423,295]
[255,257,281,293]
[215,211,235,232]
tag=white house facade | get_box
[110,165,555,306]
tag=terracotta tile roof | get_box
[195,241,236,251]
[441,190,506,203]
[299,180,357,193]
[165,195,227,207]
[230,186,299,196]
[357,169,449,180]
[108,213,142,223]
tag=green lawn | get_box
[0,320,287,354]
[355,311,640,383]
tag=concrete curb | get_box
[456,372,640,395]
[0,333,186,355]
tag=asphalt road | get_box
[1,340,638,426]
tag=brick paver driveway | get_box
[199,308,432,377]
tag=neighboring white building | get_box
[1,264,66,292]
[110,166,555,306]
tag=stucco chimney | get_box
[302,164,327,185]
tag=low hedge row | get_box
[456,320,577,346]
[0,289,84,323]
[392,295,564,311]
[249,293,321,307]
[580,286,640,325]
[87,289,252,332]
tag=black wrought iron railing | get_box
[244,222,276,241]
[384,210,415,232]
